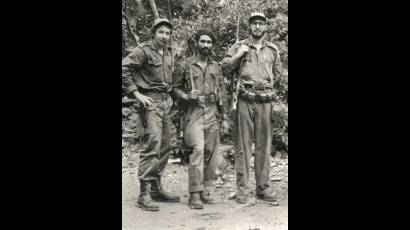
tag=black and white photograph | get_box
[122,0,288,229]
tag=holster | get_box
[132,103,148,128]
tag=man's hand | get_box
[185,89,201,102]
[229,44,249,65]
[221,119,230,135]
[133,91,154,108]
[237,45,250,57]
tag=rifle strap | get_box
[187,61,195,91]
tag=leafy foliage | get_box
[122,0,288,156]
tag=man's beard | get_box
[155,37,168,47]
[198,47,211,56]
[250,30,266,39]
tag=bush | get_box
[122,0,288,155]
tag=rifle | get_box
[230,15,244,113]
[175,62,196,164]
[177,62,195,139]
[230,63,243,113]
[188,62,195,91]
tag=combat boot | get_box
[199,191,215,204]
[235,190,248,204]
[188,192,203,209]
[150,177,180,202]
[137,181,159,211]
[256,189,277,202]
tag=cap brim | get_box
[153,21,173,30]
[249,16,266,23]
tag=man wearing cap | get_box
[172,29,229,209]
[222,12,283,204]
[122,18,180,211]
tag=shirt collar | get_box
[147,39,172,54]
[191,54,216,66]
[243,38,268,49]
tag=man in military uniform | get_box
[172,29,229,209]
[222,13,283,204]
[122,18,180,211]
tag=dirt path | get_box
[122,145,288,230]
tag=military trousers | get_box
[234,98,273,195]
[183,104,220,193]
[138,95,173,181]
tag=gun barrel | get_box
[188,64,195,91]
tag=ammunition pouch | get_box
[196,94,218,107]
[238,84,276,103]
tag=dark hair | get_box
[194,29,216,44]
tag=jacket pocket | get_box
[146,54,163,66]
[263,62,274,82]
[147,58,162,67]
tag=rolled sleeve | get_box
[221,44,240,77]
[272,50,283,81]
[171,61,188,100]
[122,47,146,93]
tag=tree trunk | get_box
[147,0,160,19]
[122,11,139,45]
[135,0,144,16]
[167,0,172,19]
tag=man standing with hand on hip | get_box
[122,18,180,212]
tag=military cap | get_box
[152,18,173,32]
[248,12,267,23]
